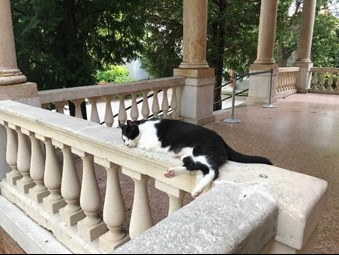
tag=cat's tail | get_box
[225,143,272,165]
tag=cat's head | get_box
[119,120,140,147]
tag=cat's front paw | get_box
[164,169,176,178]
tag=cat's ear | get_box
[127,120,139,127]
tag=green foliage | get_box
[12,0,338,96]
[95,66,134,83]
[312,13,339,67]
[12,0,148,90]
[140,1,183,78]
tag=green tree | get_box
[12,0,148,90]
[140,1,183,78]
[312,9,339,67]
[141,0,260,110]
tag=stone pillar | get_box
[294,0,317,93]
[174,0,215,125]
[248,0,279,104]
[0,0,39,179]
[0,0,27,86]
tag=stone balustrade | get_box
[309,67,339,94]
[38,77,185,126]
[0,100,196,253]
[0,100,328,254]
[276,67,299,98]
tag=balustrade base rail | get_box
[0,194,71,254]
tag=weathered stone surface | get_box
[114,183,278,254]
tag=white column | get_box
[296,0,317,63]
[0,0,27,85]
[248,0,279,104]
[0,0,38,180]
[294,0,317,92]
[173,0,215,125]
[254,0,278,65]
[179,0,209,69]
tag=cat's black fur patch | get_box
[120,118,272,197]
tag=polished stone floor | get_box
[206,93,339,254]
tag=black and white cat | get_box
[119,118,272,198]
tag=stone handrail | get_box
[0,99,196,253]
[276,67,299,98]
[309,67,339,93]
[0,100,329,254]
[38,77,185,126]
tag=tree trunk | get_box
[213,0,227,111]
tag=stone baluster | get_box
[141,91,150,120]
[320,72,325,90]
[130,93,139,121]
[171,87,178,119]
[29,133,49,203]
[90,97,100,123]
[72,99,83,118]
[311,72,317,89]
[104,96,114,127]
[155,180,185,216]
[152,89,160,117]
[78,154,107,241]
[328,73,333,91]
[118,95,127,125]
[122,168,153,239]
[43,138,66,213]
[335,73,339,91]
[55,101,66,114]
[99,162,129,252]
[59,145,85,226]
[16,127,35,193]
[4,123,21,185]
[161,88,169,119]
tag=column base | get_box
[248,64,278,104]
[59,207,85,227]
[43,195,66,214]
[99,230,130,253]
[293,61,313,91]
[6,171,22,185]
[0,82,38,101]
[174,68,215,78]
[173,68,216,125]
[0,72,27,86]
[29,186,49,203]
[16,179,35,193]
[78,218,108,241]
